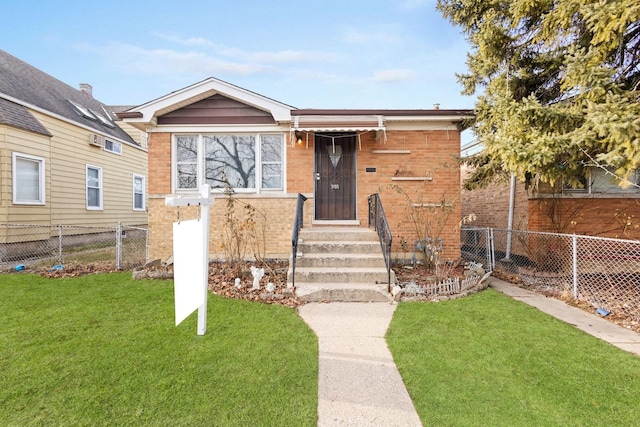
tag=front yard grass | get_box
[0,273,317,426]
[387,289,640,426]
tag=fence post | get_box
[58,225,63,265]
[145,226,149,265]
[572,234,578,299]
[116,222,122,270]
[489,228,495,271]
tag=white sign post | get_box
[165,184,213,336]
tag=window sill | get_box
[12,201,46,205]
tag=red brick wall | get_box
[287,129,463,260]
[460,172,530,230]
[147,129,464,261]
[357,130,462,260]
[148,132,171,194]
[529,197,640,239]
[286,135,314,193]
[460,167,640,240]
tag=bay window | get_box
[175,134,283,192]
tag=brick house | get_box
[461,144,640,240]
[118,78,472,263]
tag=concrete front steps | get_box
[288,226,394,302]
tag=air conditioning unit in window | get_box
[89,133,105,147]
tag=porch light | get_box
[295,131,304,144]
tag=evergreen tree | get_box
[437,0,640,190]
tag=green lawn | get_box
[387,289,640,426]
[0,273,317,426]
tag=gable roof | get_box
[117,77,294,130]
[0,49,137,145]
[117,77,474,132]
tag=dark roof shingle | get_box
[0,50,137,145]
[0,97,52,136]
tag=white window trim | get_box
[104,139,122,155]
[259,135,284,192]
[86,164,103,210]
[173,133,286,194]
[133,174,146,211]
[12,152,46,205]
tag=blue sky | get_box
[2,0,474,113]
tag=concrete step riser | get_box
[292,270,390,284]
[297,288,390,302]
[295,256,386,269]
[298,242,382,254]
[299,233,378,242]
[292,227,391,301]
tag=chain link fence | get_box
[0,223,148,272]
[461,227,640,326]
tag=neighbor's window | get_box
[565,168,640,194]
[590,167,640,194]
[175,134,283,192]
[12,152,45,204]
[86,165,103,210]
[133,174,145,211]
[104,139,122,155]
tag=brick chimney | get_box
[79,83,93,99]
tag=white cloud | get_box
[153,32,338,64]
[342,25,402,45]
[90,43,267,76]
[153,33,213,47]
[369,68,418,83]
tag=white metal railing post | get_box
[197,184,211,336]
[572,234,578,299]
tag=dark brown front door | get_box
[314,133,356,220]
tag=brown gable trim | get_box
[156,94,277,125]
[116,111,143,119]
[158,116,277,125]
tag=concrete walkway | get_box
[489,277,640,356]
[297,278,640,426]
[298,302,422,427]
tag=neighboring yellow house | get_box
[0,50,148,243]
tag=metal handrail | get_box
[290,194,308,287]
[368,193,393,291]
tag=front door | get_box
[314,133,356,220]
